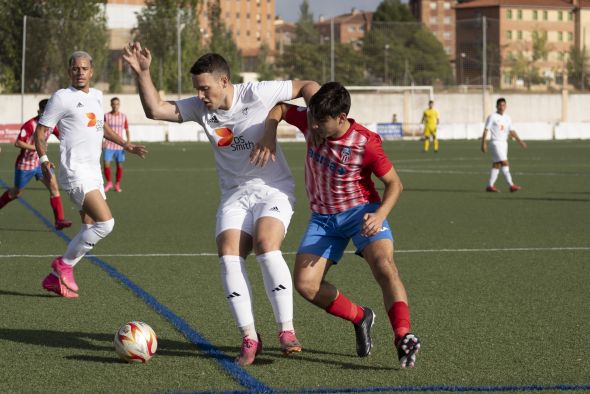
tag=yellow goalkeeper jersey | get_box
[423,108,439,128]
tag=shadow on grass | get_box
[404,187,478,194]
[0,227,51,233]
[0,289,53,297]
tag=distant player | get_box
[254,82,421,368]
[481,98,527,192]
[103,97,130,192]
[123,42,319,365]
[0,99,73,230]
[35,51,147,298]
[421,100,439,152]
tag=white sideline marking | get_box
[1,246,589,259]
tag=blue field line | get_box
[0,178,271,393]
[6,179,590,394]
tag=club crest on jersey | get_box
[341,147,351,163]
[215,127,233,147]
[242,107,248,116]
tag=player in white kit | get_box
[123,42,319,365]
[34,51,147,298]
[481,98,527,192]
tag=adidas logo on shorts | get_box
[269,206,280,213]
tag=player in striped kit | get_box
[0,99,73,230]
[254,82,421,368]
[103,97,130,192]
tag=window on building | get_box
[507,30,512,40]
[568,32,573,41]
[533,10,538,20]
[569,12,573,21]
[444,16,451,24]
[445,47,451,54]
[517,9,522,20]
[236,12,240,18]
[430,2,437,9]
[558,52,564,61]
[558,31,563,41]
[558,11,563,21]
[517,31,522,40]
[430,16,437,24]
[444,2,451,9]
[543,10,548,20]
[507,9,512,19]
[504,73,512,85]
[443,31,451,39]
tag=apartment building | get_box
[315,8,373,47]
[106,0,276,67]
[410,0,457,59]
[455,0,576,89]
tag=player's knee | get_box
[94,218,115,238]
[253,238,280,255]
[294,277,319,301]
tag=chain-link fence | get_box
[16,14,590,95]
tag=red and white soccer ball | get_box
[114,321,158,363]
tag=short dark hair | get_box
[189,53,230,79]
[111,97,120,104]
[429,100,434,104]
[496,97,506,106]
[38,99,49,111]
[308,81,351,121]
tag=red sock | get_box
[388,301,411,344]
[104,166,112,183]
[49,195,64,221]
[0,190,15,209]
[115,165,123,183]
[326,292,365,324]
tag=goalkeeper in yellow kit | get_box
[421,100,439,152]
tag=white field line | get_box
[1,246,589,259]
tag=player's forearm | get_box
[15,140,36,151]
[265,104,287,136]
[136,71,167,120]
[34,125,49,157]
[103,123,127,148]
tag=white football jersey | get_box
[40,87,104,188]
[484,112,513,142]
[176,80,294,193]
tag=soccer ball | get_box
[113,321,158,363]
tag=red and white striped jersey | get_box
[285,105,393,215]
[103,111,128,150]
[15,116,59,170]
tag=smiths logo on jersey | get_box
[341,147,351,163]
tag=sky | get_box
[275,0,390,22]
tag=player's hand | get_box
[123,42,152,74]
[250,138,276,167]
[124,143,148,158]
[41,161,55,183]
[361,212,386,238]
[520,141,528,149]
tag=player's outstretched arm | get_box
[34,124,54,182]
[362,167,403,238]
[510,130,527,149]
[291,80,320,104]
[250,103,289,167]
[103,122,148,159]
[122,42,183,123]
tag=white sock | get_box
[501,166,513,186]
[62,219,114,266]
[256,251,294,331]
[220,255,255,332]
[488,168,500,187]
[238,323,258,341]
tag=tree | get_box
[134,0,202,93]
[0,0,108,93]
[508,31,551,90]
[363,0,452,85]
[567,47,589,90]
[206,0,241,83]
[256,43,276,81]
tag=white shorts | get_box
[65,179,106,210]
[216,184,295,237]
[490,140,508,163]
